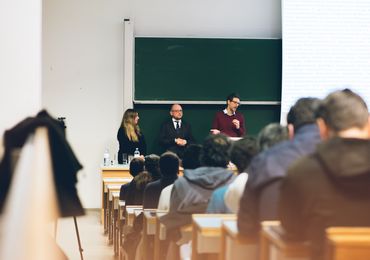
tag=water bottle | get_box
[103,149,110,166]
[134,148,140,158]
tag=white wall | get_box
[127,0,281,38]
[42,0,281,208]
[0,0,42,156]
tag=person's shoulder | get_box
[214,110,224,116]
[181,119,192,127]
[251,140,291,165]
[287,153,321,179]
[145,180,159,191]
[161,118,173,126]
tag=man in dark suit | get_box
[159,104,195,158]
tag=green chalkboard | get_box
[135,37,282,101]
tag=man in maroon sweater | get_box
[211,93,246,137]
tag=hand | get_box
[210,129,220,135]
[175,138,187,146]
[232,119,240,129]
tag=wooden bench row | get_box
[100,171,370,260]
[105,194,370,260]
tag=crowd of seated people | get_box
[116,89,370,260]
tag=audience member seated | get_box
[181,143,202,170]
[125,170,152,205]
[257,122,288,152]
[225,124,288,213]
[217,137,257,213]
[238,97,322,237]
[119,157,145,201]
[143,152,180,209]
[279,89,370,260]
[144,154,161,181]
[157,144,202,211]
[160,134,234,240]
[207,137,258,213]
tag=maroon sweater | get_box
[212,111,246,137]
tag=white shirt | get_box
[172,118,182,129]
[157,184,174,211]
[223,108,235,115]
[224,172,248,213]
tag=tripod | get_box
[54,216,84,260]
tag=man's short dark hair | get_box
[182,144,202,169]
[159,152,180,177]
[144,154,161,180]
[287,97,321,130]
[129,158,145,177]
[316,89,368,132]
[230,137,258,173]
[200,134,231,168]
[257,123,288,152]
[226,93,240,104]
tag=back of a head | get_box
[200,134,231,168]
[182,144,202,169]
[257,123,289,152]
[135,171,152,190]
[129,157,145,177]
[144,154,161,179]
[317,89,369,132]
[159,152,180,177]
[230,137,259,173]
[287,97,321,130]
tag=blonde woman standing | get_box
[117,109,147,164]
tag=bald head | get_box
[170,104,183,120]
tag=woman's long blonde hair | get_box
[121,109,141,142]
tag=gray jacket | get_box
[160,166,234,230]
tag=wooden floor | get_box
[56,209,115,260]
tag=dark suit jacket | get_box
[159,118,195,158]
[143,176,177,209]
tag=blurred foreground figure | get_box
[0,128,66,259]
[279,89,370,260]
[0,110,84,259]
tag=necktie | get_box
[175,121,180,130]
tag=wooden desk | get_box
[101,165,131,178]
[106,184,123,240]
[118,200,126,258]
[220,219,258,260]
[260,221,310,260]
[125,205,143,227]
[191,214,236,260]
[325,227,370,260]
[154,211,169,260]
[101,172,132,226]
[143,209,157,260]
[112,191,120,256]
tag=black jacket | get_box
[159,118,195,158]
[117,127,146,164]
[143,176,177,209]
[279,137,370,260]
[237,124,321,236]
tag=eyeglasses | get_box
[171,110,183,112]
[231,100,241,105]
